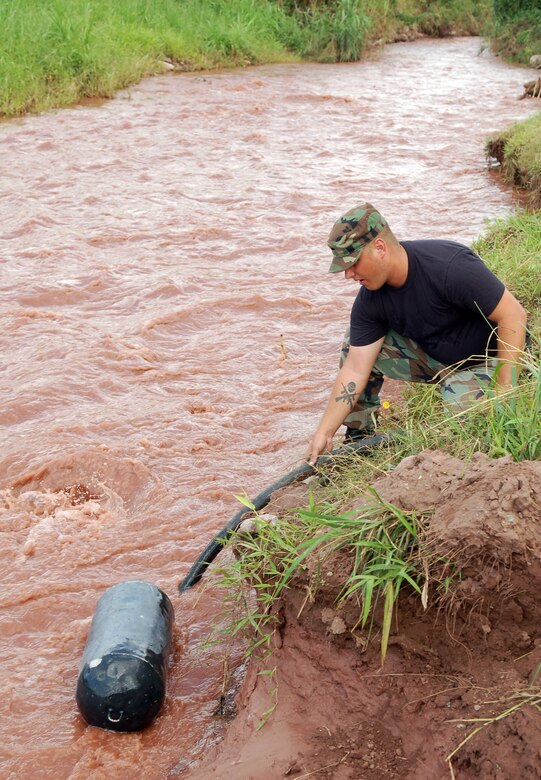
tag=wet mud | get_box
[187,451,541,780]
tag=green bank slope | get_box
[0,0,491,117]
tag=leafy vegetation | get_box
[212,487,451,664]
[0,0,493,117]
[490,0,541,63]
[486,114,541,209]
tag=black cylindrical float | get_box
[76,580,174,732]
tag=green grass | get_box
[489,8,541,64]
[486,114,541,209]
[212,486,450,663]
[292,493,439,663]
[0,0,493,117]
[0,0,302,116]
[474,210,541,327]
[291,0,372,63]
[398,350,541,460]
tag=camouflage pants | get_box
[340,329,498,430]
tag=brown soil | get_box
[184,450,541,780]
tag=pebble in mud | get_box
[320,608,336,624]
[329,616,347,635]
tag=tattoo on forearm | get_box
[335,381,357,410]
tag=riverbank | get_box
[189,452,541,779]
[490,3,541,65]
[0,0,494,117]
[191,221,541,776]
[486,112,541,211]
[187,42,541,780]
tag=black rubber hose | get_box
[178,433,389,592]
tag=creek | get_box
[0,36,538,779]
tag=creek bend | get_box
[0,36,538,779]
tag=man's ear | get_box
[373,237,386,256]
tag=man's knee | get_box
[441,370,493,409]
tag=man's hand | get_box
[305,338,384,466]
[306,430,334,466]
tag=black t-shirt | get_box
[349,240,505,366]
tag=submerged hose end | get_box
[178,569,204,593]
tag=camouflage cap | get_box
[327,203,387,273]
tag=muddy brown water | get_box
[0,37,538,779]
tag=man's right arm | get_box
[306,337,384,464]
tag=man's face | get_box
[343,240,386,289]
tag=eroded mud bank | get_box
[187,451,541,780]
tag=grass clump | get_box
[391,0,492,38]
[292,0,372,63]
[486,114,541,210]
[297,492,435,662]
[489,6,541,64]
[209,508,307,658]
[474,209,541,328]
[398,349,541,463]
[213,486,449,664]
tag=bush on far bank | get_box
[490,4,541,64]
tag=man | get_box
[306,203,527,465]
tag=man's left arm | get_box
[487,289,528,389]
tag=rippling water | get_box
[0,37,538,778]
